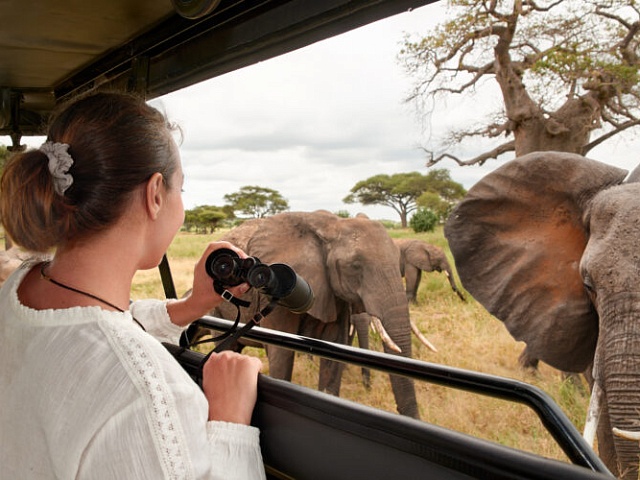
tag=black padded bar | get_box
[188,315,611,475]
[164,343,613,479]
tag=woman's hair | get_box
[0,92,179,252]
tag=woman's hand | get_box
[202,351,263,424]
[167,241,250,327]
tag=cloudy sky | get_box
[6,2,639,221]
[150,1,511,221]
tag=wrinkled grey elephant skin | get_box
[445,151,640,478]
[214,210,419,419]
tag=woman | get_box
[0,92,266,479]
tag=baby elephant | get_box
[394,238,465,303]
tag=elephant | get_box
[394,238,466,303]
[444,151,640,478]
[213,209,420,418]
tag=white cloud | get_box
[149,3,451,220]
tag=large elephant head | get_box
[220,210,419,418]
[444,151,640,478]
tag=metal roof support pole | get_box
[6,90,25,152]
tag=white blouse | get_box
[0,263,266,480]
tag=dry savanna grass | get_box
[132,227,591,465]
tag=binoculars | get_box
[205,248,314,314]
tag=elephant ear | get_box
[405,240,436,269]
[245,211,339,322]
[445,151,627,372]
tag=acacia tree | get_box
[184,205,227,233]
[343,170,465,227]
[400,0,640,166]
[224,185,289,218]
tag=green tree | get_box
[343,172,427,228]
[224,185,289,218]
[343,170,465,227]
[410,208,438,233]
[417,169,467,220]
[184,205,227,233]
[400,0,640,167]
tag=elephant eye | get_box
[583,280,597,301]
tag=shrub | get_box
[410,208,438,233]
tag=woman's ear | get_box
[145,172,164,219]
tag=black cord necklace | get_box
[40,262,146,331]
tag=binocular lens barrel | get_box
[205,248,314,313]
[266,264,314,314]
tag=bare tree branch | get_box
[583,119,640,154]
[424,140,516,167]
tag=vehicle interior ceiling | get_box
[0,0,437,151]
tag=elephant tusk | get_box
[410,320,438,353]
[583,382,602,447]
[369,316,402,353]
[612,427,640,442]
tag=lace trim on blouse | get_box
[101,320,194,479]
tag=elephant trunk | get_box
[599,303,640,479]
[377,300,419,419]
[444,267,466,302]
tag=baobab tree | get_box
[400,0,640,166]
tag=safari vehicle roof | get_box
[1,0,436,147]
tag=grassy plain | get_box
[132,226,591,464]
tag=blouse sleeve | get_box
[78,319,266,479]
[206,421,266,480]
[130,298,184,343]
[75,378,266,479]
[129,299,266,479]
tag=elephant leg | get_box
[319,357,346,396]
[518,346,539,372]
[318,321,347,395]
[351,313,371,390]
[404,265,421,304]
[262,312,301,382]
[300,317,348,395]
[265,344,295,381]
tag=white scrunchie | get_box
[40,141,74,195]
